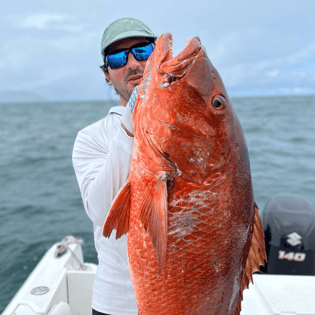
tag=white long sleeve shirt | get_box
[72,105,138,315]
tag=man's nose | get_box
[126,52,140,70]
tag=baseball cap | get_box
[101,17,157,61]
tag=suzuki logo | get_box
[287,232,302,246]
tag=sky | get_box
[1,0,314,102]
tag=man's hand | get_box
[120,86,138,137]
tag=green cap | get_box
[101,17,157,61]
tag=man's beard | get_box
[116,69,143,103]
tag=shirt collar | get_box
[108,105,125,116]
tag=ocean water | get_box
[1,94,314,312]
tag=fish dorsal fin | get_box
[235,203,267,314]
[140,177,168,275]
[102,178,131,239]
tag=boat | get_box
[4,193,315,315]
[3,236,315,315]
[2,236,97,315]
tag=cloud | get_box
[219,42,315,87]
[277,86,315,95]
[6,13,87,32]
[1,0,314,100]
[21,14,67,28]
[287,43,315,64]
[0,27,99,91]
[266,70,280,78]
[7,13,66,28]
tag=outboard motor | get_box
[261,194,315,275]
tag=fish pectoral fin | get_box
[102,178,131,239]
[140,176,168,275]
[236,203,267,314]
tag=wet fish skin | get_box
[103,33,266,315]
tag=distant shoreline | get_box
[1,93,314,104]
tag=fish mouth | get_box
[159,35,201,86]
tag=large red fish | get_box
[103,33,266,315]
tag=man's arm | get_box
[72,116,133,227]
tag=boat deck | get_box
[3,238,315,315]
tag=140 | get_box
[278,251,306,262]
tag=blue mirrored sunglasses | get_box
[105,42,154,70]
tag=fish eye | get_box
[212,95,226,110]
[213,100,221,108]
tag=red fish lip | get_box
[160,36,201,82]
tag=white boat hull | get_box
[3,236,315,314]
[3,237,97,315]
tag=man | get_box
[72,18,157,315]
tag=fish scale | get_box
[129,181,247,314]
[103,33,266,314]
